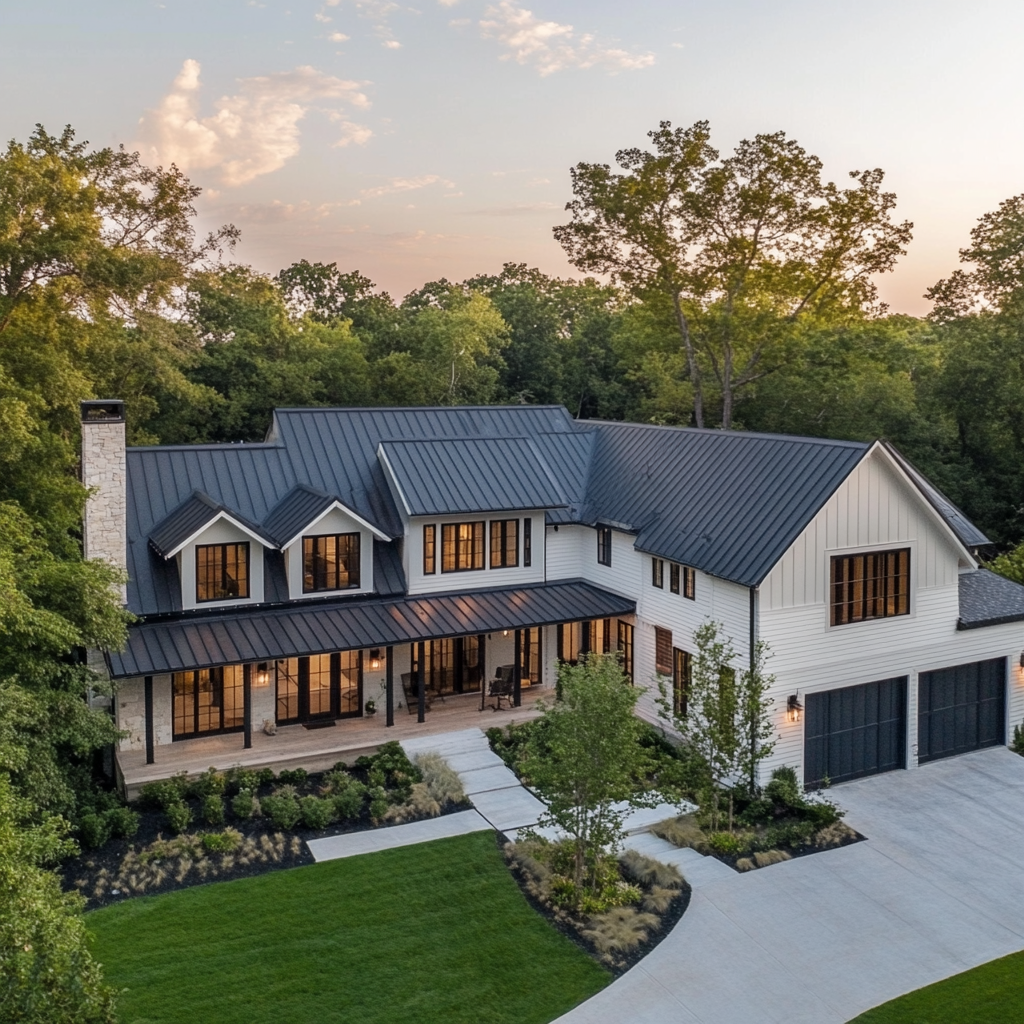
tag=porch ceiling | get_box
[107,578,635,678]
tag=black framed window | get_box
[673,648,692,717]
[302,533,360,592]
[441,522,485,572]
[173,666,244,738]
[683,565,695,599]
[276,651,362,724]
[670,563,680,594]
[196,543,249,602]
[655,626,673,676]
[423,524,436,575]
[523,518,532,567]
[830,548,910,626]
[617,620,634,681]
[670,563,696,599]
[652,557,664,589]
[490,519,519,568]
[597,526,612,566]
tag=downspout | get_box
[749,585,758,794]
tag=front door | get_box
[275,651,363,725]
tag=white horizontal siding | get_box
[544,524,587,582]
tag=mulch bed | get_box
[497,832,692,978]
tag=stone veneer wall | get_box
[81,417,127,602]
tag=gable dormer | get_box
[149,491,272,611]
[263,485,389,601]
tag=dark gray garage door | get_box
[918,658,1005,764]
[804,677,907,788]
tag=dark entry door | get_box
[804,677,907,788]
[918,658,1005,764]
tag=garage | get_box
[804,677,907,788]
[918,657,1006,764]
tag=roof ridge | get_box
[582,419,872,448]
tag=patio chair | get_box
[400,672,432,714]
[487,665,515,711]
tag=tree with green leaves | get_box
[521,654,652,897]
[554,120,913,428]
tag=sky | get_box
[2,0,1023,314]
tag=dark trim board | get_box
[918,657,1006,764]
[804,677,907,788]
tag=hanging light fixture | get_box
[255,663,270,687]
[369,648,382,671]
[787,694,803,723]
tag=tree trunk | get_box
[671,290,704,428]
[721,340,734,430]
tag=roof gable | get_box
[148,491,273,558]
[262,485,391,548]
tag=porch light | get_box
[255,663,270,687]
[1019,650,1024,669]
[370,648,382,671]
[502,630,509,637]
[787,694,803,723]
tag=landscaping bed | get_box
[63,742,468,907]
[502,836,691,975]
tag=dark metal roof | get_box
[148,491,272,558]
[957,569,1024,629]
[262,485,338,548]
[107,579,635,678]
[378,437,568,516]
[581,421,871,587]
[882,442,991,549]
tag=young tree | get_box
[521,654,652,896]
[737,640,777,794]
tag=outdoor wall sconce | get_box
[369,649,382,671]
[502,630,509,637]
[1019,650,1024,669]
[787,694,803,723]
[255,663,270,688]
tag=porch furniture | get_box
[487,665,515,711]
[400,673,431,715]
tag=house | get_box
[79,400,1024,795]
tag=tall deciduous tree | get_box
[555,120,913,428]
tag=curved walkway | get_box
[555,747,1024,1024]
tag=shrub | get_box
[381,783,440,824]
[330,782,366,821]
[641,885,680,914]
[618,849,683,890]
[1013,721,1024,756]
[368,786,389,822]
[277,768,309,787]
[77,812,112,850]
[812,821,857,849]
[165,801,192,835]
[202,829,242,854]
[581,907,660,959]
[652,815,708,853]
[231,788,259,820]
[367,766,387,790]
[202,793,226,826]
[191,767,226,799]
[803,799,842,828]
[299,796,335,830]
[706,831,745,856]
[139,776,188,810]
[105,805,140,839]
[414,752,466,808]
[764,765,801,807]
[754,849,792,867]
[261,790,302,830]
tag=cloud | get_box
[463,201,559,216]
[479,2,655,76]
[328,30,350,40]
[360,174,455,198]
[137,60,372,187]
[223,198,362,223]
[325,0,404,47]
[382,39,402,48]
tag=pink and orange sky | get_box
[3,0,1022,313]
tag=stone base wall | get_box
[116,674,173,751]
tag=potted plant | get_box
[364,699,377,716]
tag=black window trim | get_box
[441,520,486,573]
[597,525,612,567]
[195,541,250,603]
[302,531,361,593]
[489,518,520,569]
[423,524,436,575]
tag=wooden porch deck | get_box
[117,687,546,798]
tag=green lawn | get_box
[849,951,1024,1023]
[87,831,608,1024]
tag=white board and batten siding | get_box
[759,446,1024,779]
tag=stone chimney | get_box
[80,400,127,602]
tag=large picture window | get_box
[490,519,519,568]
[276,651,362,724]
[303,533,360,592]
[196,543,249,602]
[173,666,244,738]
[441,522,485,572]
[830,548,910,627]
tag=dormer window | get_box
[303,532,361,592]
[196,543,250,602]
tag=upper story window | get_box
[423,524,436,575]
[652,557,664,589]
[523,518,532,567]
[830,548,910,627]
[303,532,360,592]
[490,519,519,568]
[670,562,696,599]
[442,522,485,572]
[196,542,249,602]
[597,526,612,566]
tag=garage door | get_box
[804,677,907,788]
[918,658,1005,764]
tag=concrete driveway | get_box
[555,747,1024,1024]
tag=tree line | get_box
[2,121,1024,1019]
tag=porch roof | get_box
[106,579,635,679]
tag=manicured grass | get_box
[87,831,609,1024]
[849,951,1024,1023]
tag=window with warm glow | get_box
[196,543,249,602]
[490,519,519,568]
[423,524,436,575]
[830,548,910,626]
[302,533,360,592]
[441,521,485,572]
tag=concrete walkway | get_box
[307,809,490,861]
[555,747,1024,1024]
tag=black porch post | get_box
[243,664,252,749]
[513,629,522,708]
[144,675,155,765]
[417,640,426,723]
[385,646,394,727]
[478,632,487,711]
[580,620,591,657]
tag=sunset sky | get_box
[3,0,1022,313]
